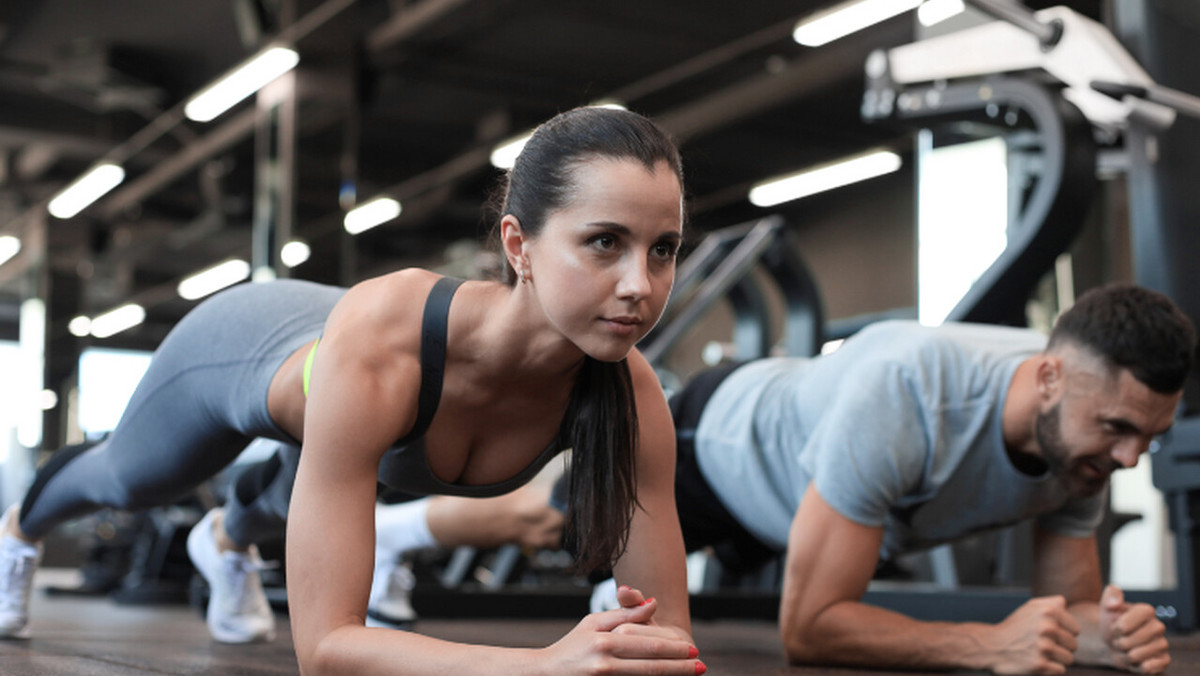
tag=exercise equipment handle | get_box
[1092,80,1200,121]
[965,0,1062,49]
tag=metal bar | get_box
[98,109,258,219]
[657,19,909,142]
[366,0,476,53]
[1146,84,1200,121]
[964,0,1061,47]
[641,219,779,365]
[605,17,796,105]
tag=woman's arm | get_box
[609,350,693,642]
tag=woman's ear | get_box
[500,214,527,276]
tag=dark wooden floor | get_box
[3,571,1199,675]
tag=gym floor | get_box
[4,571,1199,675]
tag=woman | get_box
[0,107,703,675]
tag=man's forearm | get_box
[784,600,1003,672]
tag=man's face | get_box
[1037,364,1180,498]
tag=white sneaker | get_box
[186,508,276,644]
[0,505,42,639]
[590,577,619,613]
[366,553,416,628]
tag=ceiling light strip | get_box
[0,235,20,267]
[749,150,903,207]
[177,259,252,301]
[344,197,402,235]
[90,303,146,338]
[793,0,922,47]
[47,163,126,219]
[185,46,300,122]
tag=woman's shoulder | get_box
[317,269,444,360]
[352,267,443,298]
[338,268,443,322]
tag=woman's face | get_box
[523,157,683,362]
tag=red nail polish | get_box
[639,596,655,606]
[688,646,699,658]
[694,660,707,675]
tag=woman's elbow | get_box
[297,626,346,676]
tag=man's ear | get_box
[1036,354,1064,403]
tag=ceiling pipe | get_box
[366,0,478,52]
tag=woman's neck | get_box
[459,281,587,386]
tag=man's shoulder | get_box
[855,320,1044,353]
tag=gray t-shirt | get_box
[694,320,1107,560]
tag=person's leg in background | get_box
[368,457,568,626]
[187,438,300,643]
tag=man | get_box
[227,283,1193,673]
[710,282,1188,675]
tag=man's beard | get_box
[1035,402,1110,498]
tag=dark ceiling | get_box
[0,0,1101,350]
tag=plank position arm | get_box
[604,349,694,643]
[779,484,1085,675]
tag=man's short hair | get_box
[1047,283,1198,394]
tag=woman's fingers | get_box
[616,584,647,608]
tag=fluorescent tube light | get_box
[793,0,921,47]
[489,102,627,170]
[177,259,251,300]
[590,100,628,111]
[90,303,146,338]
[0,235,20,266]
[281,239,311,267]
[490,132,532,170]
[344,197,401,234]
[185,46,300,122]
[748,150,902,207]
[917,0,965,26]
[48,163,126,219]
[68,315,92,337]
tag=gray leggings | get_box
[19,280,345,545]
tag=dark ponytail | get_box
[487,106,682,572]
[559,357,639,573]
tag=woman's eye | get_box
[592,235,616,250]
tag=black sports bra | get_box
[374,276,563,497]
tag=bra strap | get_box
[398,276,464,445]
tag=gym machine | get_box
[641,214,826,366]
